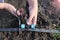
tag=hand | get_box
[27,13,37,25]
[26,0,38,25]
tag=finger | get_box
[27,15,34,25]
[14,10,20,17]
[27,19,32,25]
[17,10,20,15]
[32,17,35,24]
[32,15,37,25]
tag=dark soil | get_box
[0,0,60,40]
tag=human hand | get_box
[27,13,37,25]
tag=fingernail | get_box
[27,22,31,25]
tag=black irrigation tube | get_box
[0,28,60,34]
[0,28,19,32]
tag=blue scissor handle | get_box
[21,24,25,29]
[20,24,36,29]
[31,24,36,29]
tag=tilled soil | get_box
[0,32,53,40]
[0,0,60,40]
[0,9,53,40]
